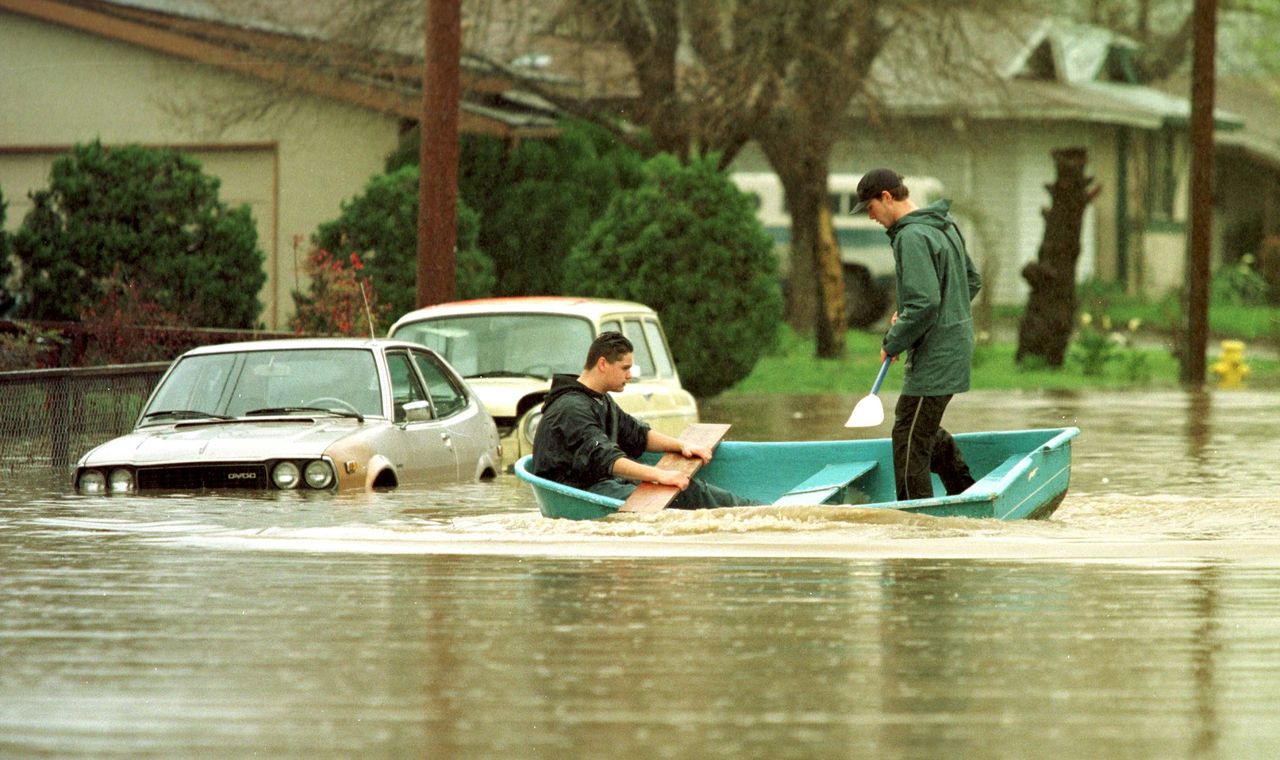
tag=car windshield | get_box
[392,314,593,379]
[142,348,383,422]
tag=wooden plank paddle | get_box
[618,423,732,514]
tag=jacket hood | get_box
[544,373,603,408]
[888,199,955,240]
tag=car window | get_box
[392,314,592,379]
[386,351,429,422]
[621,319,654,379]
[601,319,621,334]
[642,320,676,378]
[412,351,467,419]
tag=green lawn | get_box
[726,325,1279,395]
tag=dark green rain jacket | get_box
[882,200,982,396]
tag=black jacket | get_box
[530,374,650,489]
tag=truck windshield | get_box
[392,314,593,379]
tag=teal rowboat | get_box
[514,427,1080,521]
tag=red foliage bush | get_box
[290,243,393,337]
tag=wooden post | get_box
[50,373,71,468]
[1182,0,1217,388]
[416,0,460,308]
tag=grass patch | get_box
[726,325,1280,394]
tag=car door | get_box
[384,350,459,483]
[410,348,491,479]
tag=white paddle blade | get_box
[844,394,884,428]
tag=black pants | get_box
[891,394,975,501]
[588,477,761,509]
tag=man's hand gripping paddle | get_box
[844,357,891,428]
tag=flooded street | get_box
[3,389,1280,757]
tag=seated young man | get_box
[531,331,758,509]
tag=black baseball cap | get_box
[850,168,905,214]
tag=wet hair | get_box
[585,331,633,369]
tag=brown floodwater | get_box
[2,388,1279,758]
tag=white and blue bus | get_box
[730,172,946,279]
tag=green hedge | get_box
[313,165,493,317]
[11,141,264,328]
[564,154,783,398]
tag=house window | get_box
[1146,130,1178,220]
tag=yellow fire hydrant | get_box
[1210,340,1250,389]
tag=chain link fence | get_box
[0,363,168,475]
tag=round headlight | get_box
[79,470,106,494]
[272,461,301,489]
[304,460,334,489]
[521,409,543,444]
[108,468,134,493]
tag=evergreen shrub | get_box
[313,165,493,317]
[11,141,264,328]
[391,120,647,296]
[563,154,783,398]
[462,121,647,295]
[0,187,14,304]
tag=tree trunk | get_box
[1016,147,1100,367]
[815,205,849,356]
[771,158,847,358]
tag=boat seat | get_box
[773,460,878,506]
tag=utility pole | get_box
[417,0,460,308]
[1182,0,1216,387]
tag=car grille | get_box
[136,464,270,490]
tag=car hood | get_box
[79,418,369,466]
[463,377,551,417]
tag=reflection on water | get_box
[4,389,1280,757]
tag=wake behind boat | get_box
[515,427,1080,521]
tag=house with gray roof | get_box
[6,2,1276,321]
[725,16,1251,306]
[0,0,556,329]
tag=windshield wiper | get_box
[143,409,233,421]
[245,406,364,422]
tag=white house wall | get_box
[731,120,1110,308]
[0,10,402,330]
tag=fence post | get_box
[50,372,72,467]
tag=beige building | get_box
[0,0,554,329]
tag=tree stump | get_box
[1016,147,1101,367]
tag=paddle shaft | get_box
[869,357,891,395]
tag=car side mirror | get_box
[402,399,433,422]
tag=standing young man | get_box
[531,331,758,509]
[852,168,982,501]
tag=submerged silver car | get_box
[74,338,502,493]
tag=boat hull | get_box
[515,427,1080,521]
